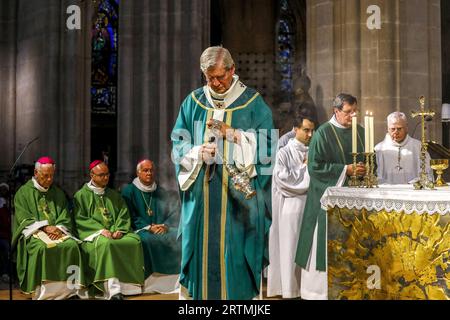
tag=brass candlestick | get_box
[363,153,371,188]
[362,152,378,188]
[411,96,435,190]
[348,152,360,187]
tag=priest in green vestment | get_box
[121,159,181,294]
[295,93,366,300]
[12,156,85,300]
[73,160,144,300]
[171,46,275,300]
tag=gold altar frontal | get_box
[322,185,450,300]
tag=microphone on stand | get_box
[7,136,39,300]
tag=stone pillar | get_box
[307,0,441,144]
[116,0,210,190]
[0,0,17,177]
[1,0,91,194]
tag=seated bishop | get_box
[121,159,181,294]
[13,156,85,300]
[73,160,144,300]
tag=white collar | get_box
[132,178,157,193]
[87,180,105,196]
[208,74,239,99]
[204,75,246,109]
[384,133,410,148]
[32,177,49,193]
[289,138,309,153]
[329,115,349,129]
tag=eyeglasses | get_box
[339,108,358,115]
[93,172,110,178]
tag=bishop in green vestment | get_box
[12,157,85,299]
[121,159,181,293]
[171,47,274,300]
[73,160,144,300]
[295,94,366,300]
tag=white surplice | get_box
[267,138,310,298]
[374,134,433,184]
[300,116,348,300]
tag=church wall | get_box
[0,0,17,177]
[116,0,210,190]
[218,0,277,108]
[0,0,92,195]
[307,0,442,145]
[443,0,450,105]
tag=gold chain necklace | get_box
[140,191,153,216]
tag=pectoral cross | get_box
[395,146,403,171]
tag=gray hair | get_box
[387,111,408,127]
[35,162,55,171]
[200,46,235,73]
[136,159,153,172]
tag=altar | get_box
[321,185,450,300]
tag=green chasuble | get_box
[12,180,85,294]
[171,86,274,300]
[121,184,181,278]
[73,184,144,294]
[295,121,365,271]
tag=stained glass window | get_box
[277,0,295,102]
[91,0,119,114]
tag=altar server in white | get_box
[267,111,315,299]
[374,111,432,185]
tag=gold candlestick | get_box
[348,153,360,187]
[363,153,371,188]
[361,152,377,188]
[411,96,435,190]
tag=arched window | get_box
[91,0,119,114]
[90,0,119,178]
[276,0,296,102]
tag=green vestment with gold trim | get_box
[13,180,85,294]
[171,86,274,300]
[295,122,365,271]
[73,185,144,295]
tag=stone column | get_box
[116,0,210,190]
[1,0,91,194]
[307,0,441,144]
[0,0,17,177]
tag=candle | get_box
[369,112,374,152]
[364,111,369,153]
[352,116,357,153]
